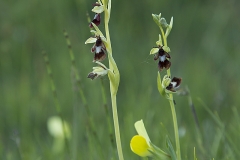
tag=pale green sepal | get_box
[166,136,177,160]
[162,46,170,53]
[150,48,159,55]
[97,0,103,5]
[149,142,171,160]
[152,14,161,26]
[85,37,97,44]
[92,5,104,13]
[157,72,165,96]
[162,75,171,88]
[92,66,108,77]
[165,17,173,38]
[160,18,168,28]
[90,30,97,34]
[165,89,176,94]
[91,23,105,38]
[156,34,163,46]
[158,13,162,19]
[91,23,109,49]
[88,61,109,80]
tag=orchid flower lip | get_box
[91,36,107,61]
[166,77,182,92]
[152,45,171,71]
[89,13,101,28]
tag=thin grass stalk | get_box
[198,98,240,158]
[42,51,70,155]
[63,31,105,158]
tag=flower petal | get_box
[130,135,152,157]
[165,17,173,38]
[92,5,104,13]
[87,72,98,80]
[85,37,97,44]
[150,48,159,55]
[94,51,106,61]
[134,120,151,146]
[89,14,101,28]
[162,46,171,53]
[152,14,161,26]
[158,60,171,71]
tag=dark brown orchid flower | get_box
[91,36,106,61]
[89,13,101,28]
[153,46,171,71]
[166,77,182,92]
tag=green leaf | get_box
[166,136,177,160]
[150,142,171,160]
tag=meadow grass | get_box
[1,0,240,159]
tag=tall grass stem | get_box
[63,31,104,158]
[42,51,70,155]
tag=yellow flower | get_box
[130,120,152,157]
[130,120,172,160]
[130,135,152,157]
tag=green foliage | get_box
[1,0,240,159]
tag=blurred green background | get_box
[1,0,240,159]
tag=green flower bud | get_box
[162,46,171,53]
[152,14,161,26]
[160,18,168,28]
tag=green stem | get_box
[110,92,124,160]
[167,68,171,77]
[159,26,167,46]
[158,15,180,160]
[104,1,124,159]
[168,94,181,160]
